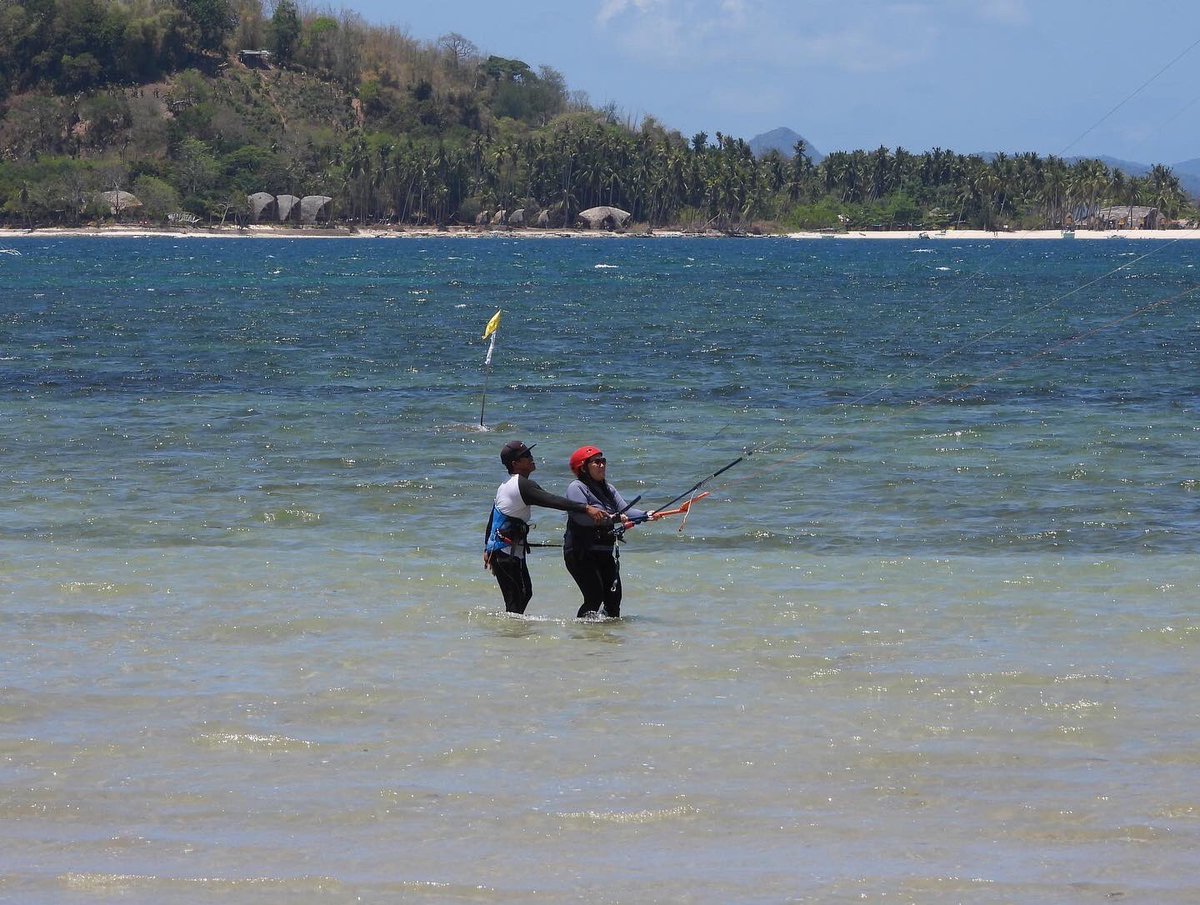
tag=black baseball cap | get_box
[500,440,536,467]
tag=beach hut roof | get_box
[276,194,301,221]
[1097,205,1158,219]
[577,206,631,228]
[248,192,276,220]
[98,190,141,213]
[300,195,332,224]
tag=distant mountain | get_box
[1172,157,1200,177]
[1087,154,1153,174]
[1167,157,1200,198]
[747,127,823,162]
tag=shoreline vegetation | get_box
[3,2,1197,238]
[5,224,1200,241]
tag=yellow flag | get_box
[482,310,502,340]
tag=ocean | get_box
[1,235,1197,903]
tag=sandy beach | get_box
[5,224,1200,241]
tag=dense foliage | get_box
[0,0,1194,230]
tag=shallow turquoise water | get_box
[1,236,1198,903]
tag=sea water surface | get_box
[1,235,1198,904]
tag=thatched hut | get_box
[276,194,301,222]
[97,190,141,216]
[576,206,631,230]
[248,192,277,221]
[508,208,525,227]
[536,209,551,228]
[300,195,332,224]
[1096,205,1162,230]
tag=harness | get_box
[486,507,531,556]
[565,479,627,551]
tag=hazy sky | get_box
[329,0,1200,165]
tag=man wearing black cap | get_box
[484,441,607,614]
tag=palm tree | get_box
[1147,164,1186,219]
[1040,158,1068,227]
[1069,159,1111,227]
[869,146,891,200]
[787,140,814,201]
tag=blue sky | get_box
[331,0,1200,165]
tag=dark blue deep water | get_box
[2,236,1198,555]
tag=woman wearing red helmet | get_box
[563,445,652,618]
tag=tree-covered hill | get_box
[1,0,1194,231]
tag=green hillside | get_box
[1,0,1194,231]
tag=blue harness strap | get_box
[485,506,530,555]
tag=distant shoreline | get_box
[4,224,1200,241]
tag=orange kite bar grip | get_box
[648,491,710,520]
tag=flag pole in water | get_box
[479,309,502,428]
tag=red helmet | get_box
[569,445,603,473]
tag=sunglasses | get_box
[587,457,607,466]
